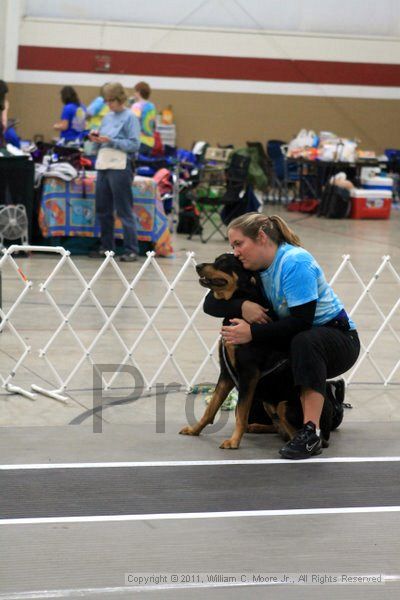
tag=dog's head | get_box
[196,253,255,300]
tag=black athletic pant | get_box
[248,327,360,424]
[289,327,360,396]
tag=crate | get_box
[198,147,232,191]
[204,147,233,163]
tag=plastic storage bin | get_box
[350,189,392,219]
[156,124,176,147]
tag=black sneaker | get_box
[327,379,345,430]
[118,252,138,262]
[279,421,322,460]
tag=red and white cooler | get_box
[350,189,392,219]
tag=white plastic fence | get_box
[0,245,400,402]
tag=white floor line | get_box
[1,456,400,470]
[1,575,400,599]
[2,505,400,526]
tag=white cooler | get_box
[361,176,393,191]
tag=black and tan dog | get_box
[179,253,334,449]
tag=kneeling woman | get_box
[205,213,360,459]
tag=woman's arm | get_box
[112,113,140,154]
[54,104,74,132]
[221,300,317,346]
[203,292,272,324]
[203,292,245,319]
[1,98,9,128]
[250,300,316,343]
[53,119,68,131]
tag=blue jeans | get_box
[95,165,138,254]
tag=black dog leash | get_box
[221,341,239,389]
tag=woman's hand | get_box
[221,319,252,345]
[88,131,110,143]
[242,301,271,324]
[96,135,111,143]
[88,131,100,142]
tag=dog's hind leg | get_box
[220,373,259,449]
[247,393,276,433]
[263,402,281,433]
[276,401,298,441]
[263,401,295,440]
[247,422,276,434]
[179,375,234,437]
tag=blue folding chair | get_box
[266,140,299,203]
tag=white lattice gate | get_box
[1,245,399,403]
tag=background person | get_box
[205,213,360,459]
[130,81,156,155]
[88,82,140,262]
[0,80,21,148]
[53,85,87,143]
[0,79,9,145]
[86,84,110,131]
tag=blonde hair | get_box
[102,82,127,105]
[227,212,301,247]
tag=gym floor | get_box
[1,205,400,599]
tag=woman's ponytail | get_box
[267,215,301,247]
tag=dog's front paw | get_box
[219,438,240,449]
[179,425,200,436]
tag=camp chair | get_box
[266,140,300,203]
[193,146,233,243]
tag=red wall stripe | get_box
[18,46,400,87]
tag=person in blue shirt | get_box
[205,213,360,459]
[88,82,140,262]
[4,124,20,148]
[53,86,87,143]
[86,84,110,131]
